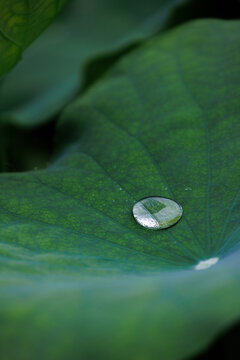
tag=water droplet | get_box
[184,186,192,191]
[195,257,219,270]
[132,197,183,230]
[119,187,122,191]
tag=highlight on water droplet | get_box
[132,196,183,230]
[195,257,219,270]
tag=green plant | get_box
[0,1,240,359]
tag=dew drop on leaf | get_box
[132,197,183,230]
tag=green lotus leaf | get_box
[0,19,240,360]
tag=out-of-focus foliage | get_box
[0,0,65,78]
[0,0,221,126]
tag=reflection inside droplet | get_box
[132,196,183,230]
[195,257,219,270]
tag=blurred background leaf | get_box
[0,0,66,78]
[2,0,239,128]
[0,0,67,172]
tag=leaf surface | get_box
[0,19,240,360]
